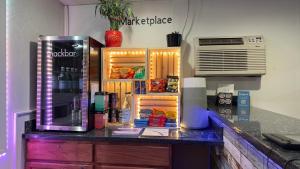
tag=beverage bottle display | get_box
[52,69,59,92]
[79,69,83,92]
[70,68,76,92]
[71,96,81,125]
[120,92,132,125]
[74,68,79,92]
[58,67,67,92]
[65,67,71,92]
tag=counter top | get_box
[24,123,223,145]
[208,102,300,169]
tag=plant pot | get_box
[167,32,182,47]
[105,30,122,47]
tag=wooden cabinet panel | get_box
[95,143,170,167]
[27,140,93,162]
[26,162,93,169]
[96,165,163,169]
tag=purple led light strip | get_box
[81,43,88,128]
[46,42,53,125]
[36,40,42,127]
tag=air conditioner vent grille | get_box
[199,38,244,46]
[194,36,266,76]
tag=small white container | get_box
[181,78,208,129]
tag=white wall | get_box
[5,0,65,168]
[68,0,300,120]
[9,0,65,113]
[0,0,6,156]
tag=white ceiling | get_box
[59,0,166,6]
[59,0,98,6]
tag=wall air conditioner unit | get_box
[194,36,266,76]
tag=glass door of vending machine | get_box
[36,36,102,131]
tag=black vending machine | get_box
[36,36,104,131]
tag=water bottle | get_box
[58,67,66,93]
[74,68,79,92]
[121,92,132,125]
[79,69,83,92]
[70,68,75,92]
[52,70,59,92]
[65,67,71,92]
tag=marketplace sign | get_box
[121,16,173,26]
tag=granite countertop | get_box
[24,123,223,145]
[208,102,300,169]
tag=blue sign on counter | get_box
[237,91,250,121]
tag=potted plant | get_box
[95,0,134,47]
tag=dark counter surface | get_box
[208,101,300,169]
[24,122,223,145]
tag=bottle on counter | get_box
[120,92,132,125]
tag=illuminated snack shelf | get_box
[102,47,181,128]
[102,48,148,81]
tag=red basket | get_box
[148,114,167,127]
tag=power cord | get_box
[181,0,190,35]
[263,135,300,169]
[263,136,280,169]
[265,146,275,169]
[284,159,300,169]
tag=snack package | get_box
[140,81,146,94]
[165,122,177,128]
[140,109,153,119]
[148,114,166,127]
[134,118,149,127]
[165,111,177,119]
[133,66,145,79]
[110,66,121,79]
[166,119,177,123]
[134,81,141,94]
[120,67,134,79]
[150,79,167,92]
[110,66,135,79]
[152,108,166,116]
[166,76,179,93]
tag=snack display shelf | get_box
[102,47,181,128]
[102,48,148,81]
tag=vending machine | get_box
[36,36,104,131]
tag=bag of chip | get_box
[110,66,121,79]
[140,109,153,119]
[110,66,135,79]
[148,114,166,127]
[166,76,179,93]
[165,111,177,119]
[133,66,145,79]
[119,67,134,79]
[150,79,167,92]
[152,108,165,116]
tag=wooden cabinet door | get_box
[95,165,164,169]
[26,162,93,169]
[27,140,93,162]
[95,143,171,167]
